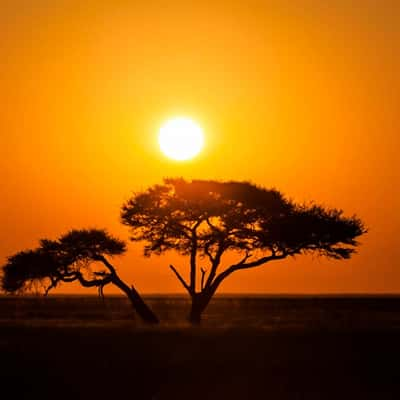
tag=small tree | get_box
[121,178,366,324]
[1,229,159,324]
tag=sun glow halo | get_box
[158,117,204,161]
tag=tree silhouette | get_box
[1,229,159,324]
[121,178,366,324]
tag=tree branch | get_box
[93,254,117,275]
[200,268,207,291]
[74,272,113,288]
[98,284,105,299]
[192,219,203,231]
[236,250,252,265]
[204,242,215,264]
[44,277,59,296]
[93,271,109,277]
[210,252,289,294]
[169,264,192,294]
[205,217,221,233]
[189,220,202,293]
[58,273,78,283]
[204,240,225,290]
[174,222,194,237]
[234,251,289,271]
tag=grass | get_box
[1,295,400,399]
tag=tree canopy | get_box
[121,178,366,322]
[2,229,126,295]
[1,228,158,323]
[1,179,366,325]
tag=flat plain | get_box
[1,295,400,399]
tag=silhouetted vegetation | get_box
[121,179,366,323]
[1,179,366,325]
[1,229,158,324]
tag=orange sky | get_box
[1,0,399,294]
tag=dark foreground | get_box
[1,295,400,399]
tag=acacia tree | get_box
[1,229,159,324]
[121,178,366,324]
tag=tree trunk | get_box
[112,276,159,325]
[189,292,212,325]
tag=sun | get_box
[158,117,204,161]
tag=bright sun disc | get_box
[158,117,204,161]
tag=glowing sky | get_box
[1,0,399,293]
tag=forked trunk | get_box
[112,276,159,324]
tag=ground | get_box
[1,295,400,399]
